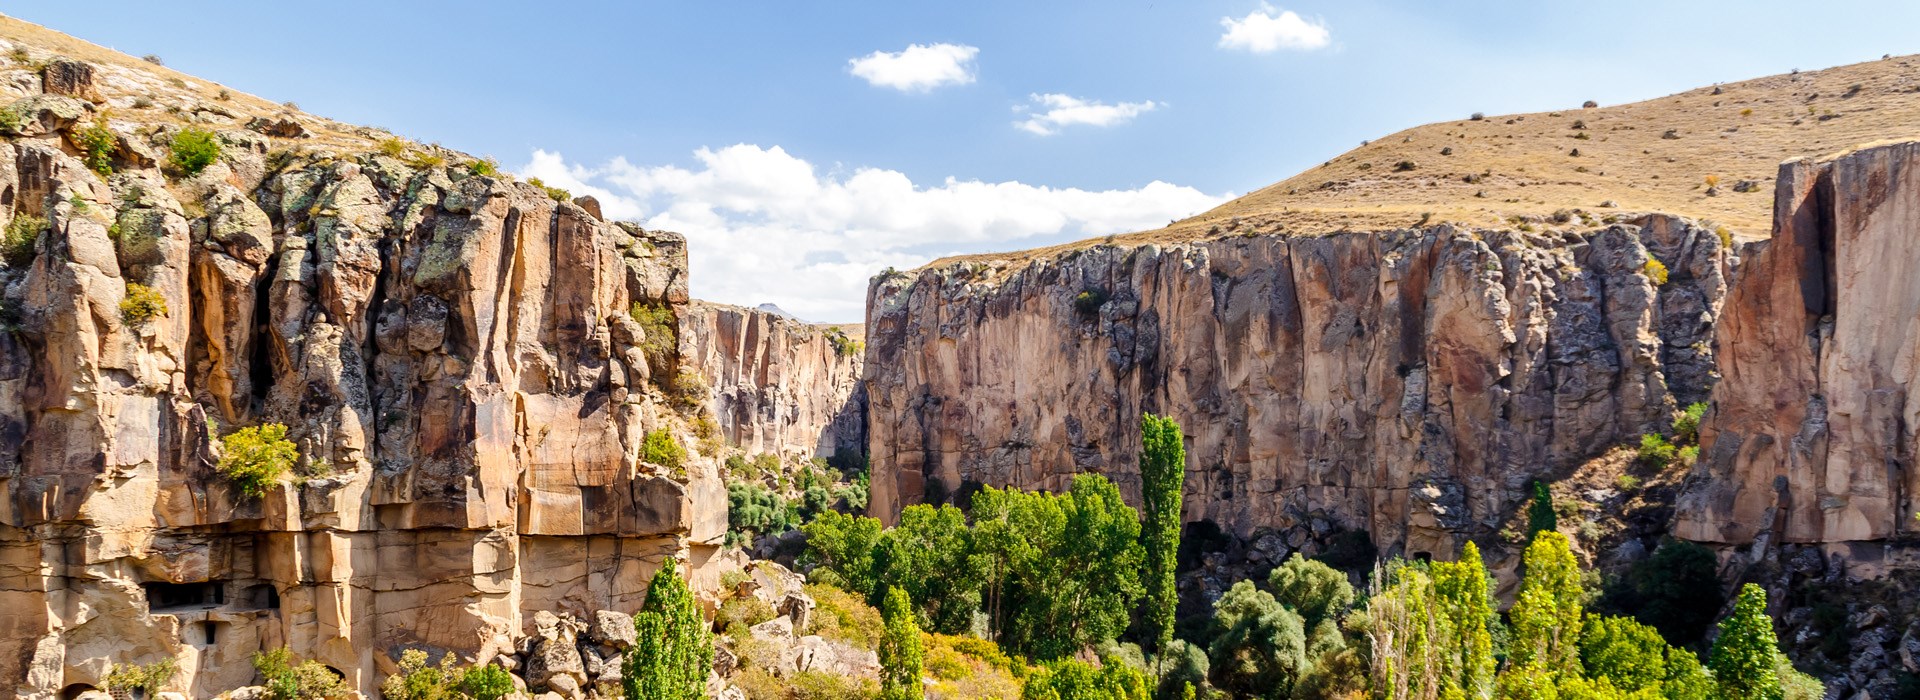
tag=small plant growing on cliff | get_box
[0,107,20,136]
[120,283,169,324]
[75,116,118,176]
[1641,258,1669,285]
[2,213,46,267]
[1073,288,1108,318]
[527,177,571,202]
[1637,433,1678,470]
[457,664,513,700]
[253,647,349,700]
[1673,402,1708,443]
[168,127,222,177]
[630,302,677,367]
[643,429,687,475]
[106,658,178,699]
[218,423,298,499]
[377,137,409,158]
[826,326,864,357]
[466,157,501,178]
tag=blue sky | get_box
[9,1,1920,321]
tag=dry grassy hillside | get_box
[939,54,1920,266]
[0,13,448,156]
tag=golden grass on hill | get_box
[936,55,1920,267]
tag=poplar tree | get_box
[879,587,926,700]
[1139,413,1187,658]
[1708,584,1783,700]
[624,559,713,700]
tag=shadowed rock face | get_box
[1677,142,1920,546]
[0,127,725,698]
[682,301,866,463]
[864,216,1733,557]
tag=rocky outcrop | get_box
[0,93,726,698]
[1676,141,1920,546]
[683,302,865,462]
[865,215,1734,558]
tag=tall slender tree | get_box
[1709,584,1783,700]
[624,559,713,700]
[1507,532,1584,675]
[1139,412,1187,659]
[1432,542,1497,699]
[880,587,925,700]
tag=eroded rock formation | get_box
[0,98,727,698]
[682,302,865,463]
[1676,141,1920,546]
[865,215,1734,558]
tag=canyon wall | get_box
[682,302,865,462]
[865,215,1734,558]
[1676,142,1920,547]
[0,93,728,699]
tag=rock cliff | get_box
[865,213,1734,559]
[1676,141,1920,547]
[0,56,730,699]
[681,302,865,463]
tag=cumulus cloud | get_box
[1218,4,1331,53]
[848,43,980,92]
[520,146,1229,322]
[1014,93,1160,136]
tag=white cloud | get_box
[848,43,979,92]
[520,146,1229,322]
[1014,93,1159,136]
[1218,4,1331,53]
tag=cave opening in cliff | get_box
[195,621,224,647]
[141,581,224,611]
[60,684,98,700]
[243,583,281,610]
[247,275,275,408]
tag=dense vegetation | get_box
[787,413,1820,700]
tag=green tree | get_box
[1508,532,1584,674]
[974,475,1145,660]
[876,503,982,634]
[1603,540,1722,646]
[879,587,925,700]
[624,559,713,700]
[1268,553,1356,633]
[1527,481,1557,537]
[218,423,298,499]
[1707,584,1781,700]
[1206,580,1308,698]
[1432,542,1498,699]
[800,509,886,598]
[1154,640,1208,700]
[1022,659,1151,700]
[1139,413,1187,657]
[253,648,348,700]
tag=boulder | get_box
[589,610,636,649]
[41,59,102,102]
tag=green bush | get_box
[1600,539,1723,647]
[168,128,222,176]
[105,658,178,698]
[121,283,169,324]
[466,158,500,178]
[717,594,778,633]
[75,117,118,176]
[1638,433,1677,470]
[728,481,797,545]
[631,302,677,367]
[217,423,298,499]
[527,177,571,202]
[2,213,46,267]
[455,664,513,700]
[253,647,348,700]
[1022,658,1150,700]
[1073,288,1107,317]
[643,429,687,473]
[804,582,884,649]
[1674,402,1708,443]
[1205,580,1308,696]
[0,107,20,136]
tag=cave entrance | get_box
[141,581,224,611]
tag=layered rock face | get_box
[0,101,726,698]
[866,215,1734,558]
[1676,142,1920,546]
[682,302,866,462]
